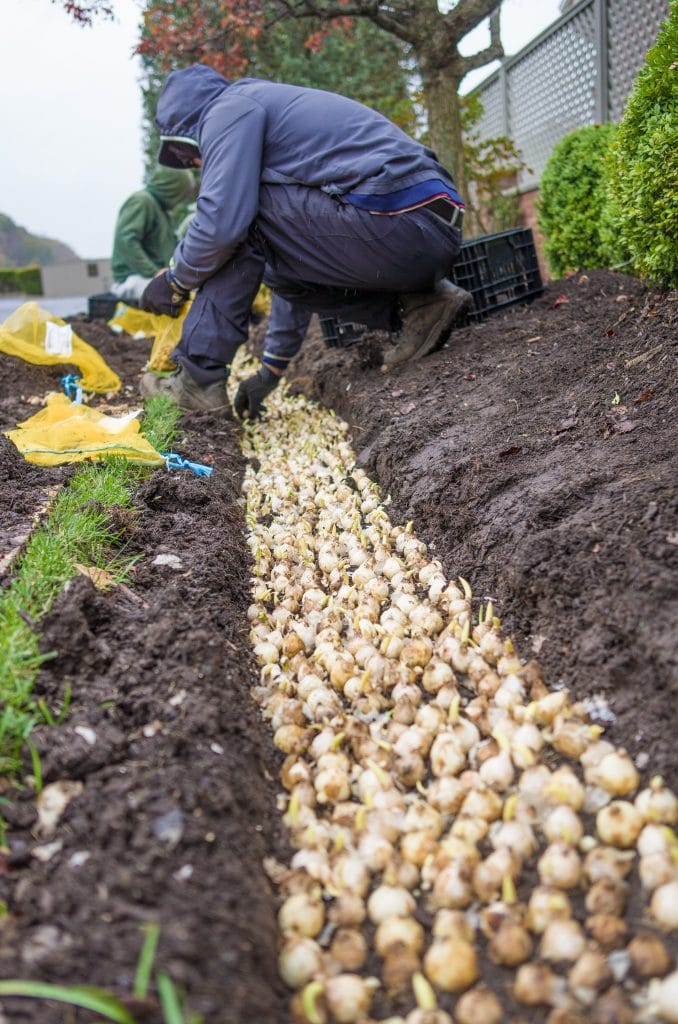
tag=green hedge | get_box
[0,266,43,295]
[538,123,620,277]
[606,2,678,287]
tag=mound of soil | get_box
[0,268,675,1022]
[287,268,678,781]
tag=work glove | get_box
[139,269,190,318]
[233,365,280,420]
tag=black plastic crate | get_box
[450,227,543,320]
[318,227,542,345]
[319,315,367,349]
[88,292,120,320]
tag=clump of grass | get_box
[0,396,181,777]
[0,922,202,1023]
[142,394,182,452]
[0,461,134,775]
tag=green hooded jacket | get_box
[111,167,196,282]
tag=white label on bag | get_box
[44,322,73,357]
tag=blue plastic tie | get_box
[61,373,83,404]
[160,451,213,478]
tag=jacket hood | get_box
[146,167,197,210]
[156,64,230,143]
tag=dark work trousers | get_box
[174,182,462,384]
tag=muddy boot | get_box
[140,366,230,413]
[382,280,473,369]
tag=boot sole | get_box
[384,297,472,368]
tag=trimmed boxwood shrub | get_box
[606,2,678,287]
[538,123,619,277]
[0,266,43,295]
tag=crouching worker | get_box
[111,167,197,303]
[139,64,472,417]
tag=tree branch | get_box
[458,8,503,72]
[444,0,502,42]
[273,0,416,43]
[458,39,503,74]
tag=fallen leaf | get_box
[644,310,658,318]
[0,540,28,575]
[552,295,569,308]
[75,564,116,590]
[633,387,654,404]
[625,345,663,367]
[617,420,638,434]
[398,401,416,415]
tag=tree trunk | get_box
[417,61,464,190]
[416,57,480,237]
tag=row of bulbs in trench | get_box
[233,368,678,1024]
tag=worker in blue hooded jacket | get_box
[139,64,472,417]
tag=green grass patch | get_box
[0,922,203,1023]
[0,982,137,1024]
[142,395,182,452]
[0,396,181,778]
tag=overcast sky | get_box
[0,0,562,258]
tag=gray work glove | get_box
[233,365,280,420]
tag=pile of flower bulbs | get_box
[234,361,677,1024]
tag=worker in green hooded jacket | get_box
[111,166,196,302]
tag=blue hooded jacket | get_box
[156,65,457,290]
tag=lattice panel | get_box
[474,76,505,140]
[472,0,669,188]
[607,0,670,120]
[509,3,597,187]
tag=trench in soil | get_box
[0,268,676,1023]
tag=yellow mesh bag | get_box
[6,393,165,466]
[108,303,191,373]
[146,309,188,372]
[0,302,121,393]
[108,304,166,339]
[109,283,271,374]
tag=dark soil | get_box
[0,270,676,1023]
[0,321,290,1023]
[286,269,678,782]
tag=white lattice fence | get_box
[607,0,671,121]
[473,0,670,189]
